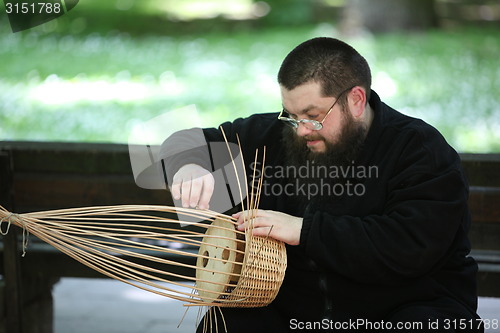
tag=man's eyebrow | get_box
[282,105,318,115]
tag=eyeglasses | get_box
[278,87,353,131]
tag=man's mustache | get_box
[301,135,324,142]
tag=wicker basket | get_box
[195,217,287,307]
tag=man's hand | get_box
[233,210,303,246]
[171,164,214,209]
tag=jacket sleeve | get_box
[299,129,470,285]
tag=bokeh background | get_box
[1,0,499,152]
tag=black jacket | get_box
[160,90,478,322]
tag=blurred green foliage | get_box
[0,1,499,152]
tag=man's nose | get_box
[296,123,314,137]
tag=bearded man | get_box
[160,37,482,332]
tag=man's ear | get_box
[348,86,367,118]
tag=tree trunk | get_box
[341,0,438,35]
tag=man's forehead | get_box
[280,82,331,115]
[279,81,323,97]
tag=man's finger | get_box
[189,177,204,208]
[198,175,215,210]
[251,225,274,237]
[181,178,192,208]
[234,210,251,224]
[236,213,264,231]
[171,180,181,200]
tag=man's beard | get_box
[282,110,368,208]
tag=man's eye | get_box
[308,114,319,119]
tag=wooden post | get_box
[0,150,23,333]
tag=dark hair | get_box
[278,37,372,103]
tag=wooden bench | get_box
[1,141,499,333]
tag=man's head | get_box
[278,37,372,156]
[278,37,371,102]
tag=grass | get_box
[0,15,499,152]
